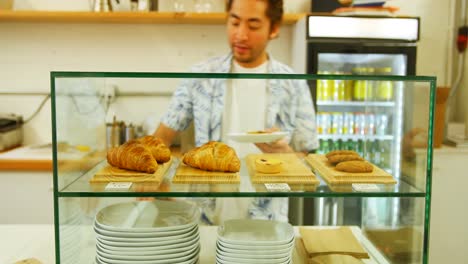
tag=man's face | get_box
[227,0,279,68]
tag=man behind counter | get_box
[154,0,318,225]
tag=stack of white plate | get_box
[216,219,295,264]
[94,200,200,264]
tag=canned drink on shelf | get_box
[344,73,353,101]
[333,71,345,101]
[352,67,367,101]
[331,112,344,134]
[376,67,394,101]
[376,114,389,136]
[316,71,324,101]
[366,67,376,101]
[343,112,354,135]
[320,71,333,101]
[367,113,376,136]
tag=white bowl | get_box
[227,131,289,143]
[217,219,294,246]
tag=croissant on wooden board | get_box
[182,141,241,172]
[107,140,158,173]
[138,135,171,163]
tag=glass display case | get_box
[51,72,435,264]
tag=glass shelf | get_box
[57,157,425,198]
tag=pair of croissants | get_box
[107,138,240,173]
[107,136,171,173]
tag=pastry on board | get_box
[183,141,240,172]
[336,160,373,173]
[107,140,158,173]
[325,150,360,159]
[328,154,364,164]
[138,135,171,163]
[255,158,282,174]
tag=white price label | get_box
[264,183,291,192]
[352,184,379,192]
[105,182,133,191]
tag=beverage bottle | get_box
[322,139,330,154]
[380,140,390,169]
[318,139,324,154]
[376,67,394,101]
[346,139,355,151]
[356,139,364,157]
[364,139,373,161]
[327,139,334,151]
[372,140,382,165]
[333,139,342,150]
[376,114,389,136]
[367,113,376,136]
[316,113,323,135]
[322,112,331,134]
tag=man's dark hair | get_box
[226,0,284,27]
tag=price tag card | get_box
[352,183,379,192]
[264,183,291,192]
[105,182,133,191]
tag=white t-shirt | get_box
[222,60,268,158]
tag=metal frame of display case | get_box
[51,72,436,264]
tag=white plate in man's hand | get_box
[227,131,288,143]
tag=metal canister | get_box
[125,123,136,142]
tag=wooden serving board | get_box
[89,158,173,184]
[305,154,396,185]
[246,154,319,185]
[172,163,240,184]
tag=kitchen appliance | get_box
[292,14,420,226]
[0,113,23,151]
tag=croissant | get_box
[138,135,171,163]
[182,141,240,172]
[107,140,158,173]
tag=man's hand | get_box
[254,128,293,153]
[255,138,294,153]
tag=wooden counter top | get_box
[0,146,182,172]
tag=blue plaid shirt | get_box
[161,53,318,153]
[161,54,318,224]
